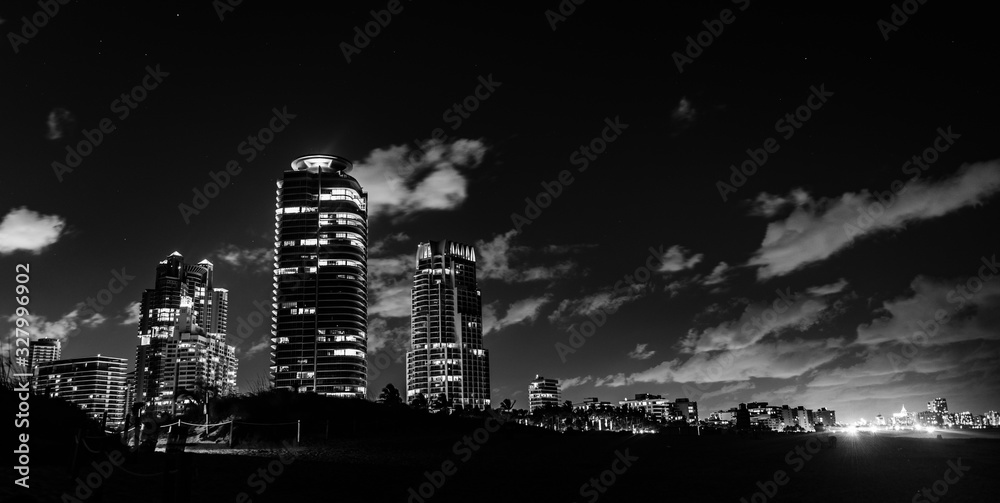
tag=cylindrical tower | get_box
[271,155,368,398]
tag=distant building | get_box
[529,375,561,411]
[736,403,751,430]
[668,398,699,424]
[708,410,735,425]
[35,355,127,428]
[814,408,836,426]
[619,394,671,420]
[28,338,61,378]
[780,405,813,431]
[916,410,938,426]
[927,397,948,414]
[134,253,238,414]
[984,411,998,427]
[744,402,782,431]
[892,404,914,427]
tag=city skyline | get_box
[3,1,1000,427]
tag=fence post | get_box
[229,421,234,448]
[296,419,301,445]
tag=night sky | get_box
[2,1,999,423]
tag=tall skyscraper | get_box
[271,155,368,398]
[529,375,561,411]
[406,241,491,409]
[35,355,127,427]
[134,253,237,413]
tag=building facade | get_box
[35,355,127,428]
[529,375,562,411]
[28,337,61,389]
[271,155,368,398]
[814,407,836,426]
[406,241,491,409]
[134,253,238,413]
[619,394,671,420]
[928,397,948,414]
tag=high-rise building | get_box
[134,253,238,413]
[620,394,671,420]
[28,338,61,385]
[528,375,561,411]
[928,397,948,413]
[814,408,836,425]
[271,155,368,398]
[669,398,699,424]
[35,355,127,427]
[406,241,491,409]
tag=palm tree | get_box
[410,393,429,411]
[378,383,402,406]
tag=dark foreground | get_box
[6,429,998,502]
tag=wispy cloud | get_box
[701,262,731,287]
[658,245,703,273]
[806,279,848,296]
[352,138,488,219]
[5,304,106,343]
[367,317,409,360]
[367,254,413,318]
[670,97,697,131]
[560,375,593,390]
[477,230,575,283]
[748,159,1000,279]
[548,284,648,324]
[121,301,141,325]
[484,295,552,335]
[46,108,75,140]
[0,207,66,255]
[369,232,410,255]
[627,343,656,360]
[213,245,272,273]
